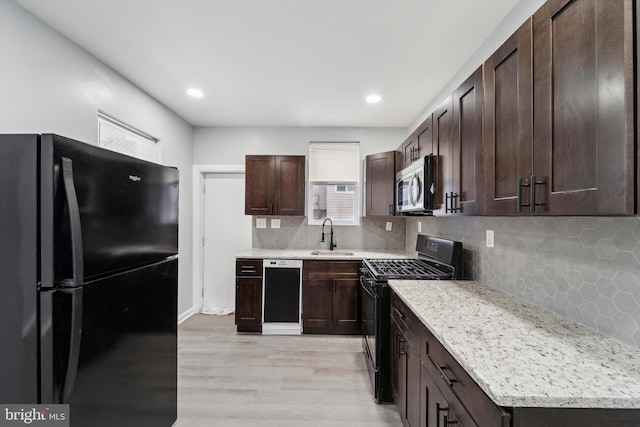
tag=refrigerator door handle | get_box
[61,157,84,287]
[60,287,83,404]
[59,158,84,403]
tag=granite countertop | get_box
[236,248,409,260]
[388,280,640,409]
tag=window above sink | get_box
[308,142,360,226]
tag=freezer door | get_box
[51,258,177,426]
[0,134,39,403]
[41,134,179,285]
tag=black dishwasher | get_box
[262,259,302,335]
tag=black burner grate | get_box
[364,258,454,280]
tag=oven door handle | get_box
[360,275,377,298]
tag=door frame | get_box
[191,164,246,313]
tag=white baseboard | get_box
[178,307,195,325]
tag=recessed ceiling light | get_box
[187,88,204,98]
[366,94,381,104]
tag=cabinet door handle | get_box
[436,402,448,427]
[530,175,545,213]
[435,364,456,387]
[398,337,406,356]
[445,192,450,213]
[443,414,458,425]
[451,192,459,213]
[517,178,530,212]
[388,203,394,215]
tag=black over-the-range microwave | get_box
[396,155,435,215]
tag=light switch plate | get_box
[486,230,494,248]
[271,219,281,229]
[256,218,267,229]
[386,222,392,231]
[418,221,422,233]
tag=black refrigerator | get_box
[0,134,178,426]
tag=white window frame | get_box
[98,112,160,163]
[307,142,360,226]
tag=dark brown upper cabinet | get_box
[399,115,434,169]
[532,0,634,215]
[452,66,483,215]
[483,18,533,215]
[484,0,635,216]
[431,68,483,217]
[431,96,454,216]
[245,155,305,216]
[366,150,400,216]
[416,115,434,158]
[399,132,418,169]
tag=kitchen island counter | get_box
[389,279,640,409]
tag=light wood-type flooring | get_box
[177,314,403,427]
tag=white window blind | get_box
[308,142,360,225]
[98,112,160,163]
[309,142,359,183]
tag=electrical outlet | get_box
[386,222,392,231]
[271,219,281,229]
[418,221,422,233]
[486,230,494,248]
[256,218,267,229]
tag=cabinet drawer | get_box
[304,260,360,279]
[422,359,478,427]
[236,259,263,277]
[422,326,510,426]
[390,291,424,350]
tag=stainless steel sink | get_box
[309,250,355,256]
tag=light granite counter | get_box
[236,248,408,260]
[388,280,640,409]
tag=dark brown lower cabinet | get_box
[391,288,640,427]
[332,277,360,333]
[302,261,361,334]
[510,407,640,427]
[302,278,332,331]
[391,311,421,427]
[421,360,477,427]
[390,320,401,404]
[404,339,421,427]
[235,259,263,333]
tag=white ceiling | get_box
[16,0,519,128]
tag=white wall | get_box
[193,126,406,164]
[407,0,546,135]
[0,0,194,318]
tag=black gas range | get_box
[360,235,463,403]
